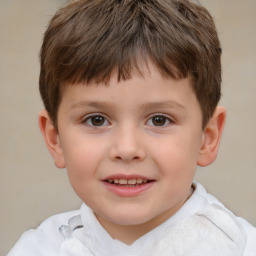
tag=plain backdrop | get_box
[1,0,255,255]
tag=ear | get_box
[197,106,226,167]
[38,110,66,168]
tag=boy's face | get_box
[54,63,206,233]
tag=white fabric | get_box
[7,182,256,256]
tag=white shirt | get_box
[8,182,256,256]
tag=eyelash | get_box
[146,114,173,127]
[82,114,110,127]
[82,114,173,127]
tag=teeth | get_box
[119,179,128,185]
[128,179,136,185]
[107,178,150,185]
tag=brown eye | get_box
[85,115,108,126]
[91,116,105,126]
[152,116,167,126]
[147,115,171,127]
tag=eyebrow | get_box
[70,101,114,110]
[140,101,186,110]
[70,100,185,111]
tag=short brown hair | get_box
[39,0,222,129]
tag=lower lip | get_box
[102,181,155,197]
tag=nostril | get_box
[114,155,143,161]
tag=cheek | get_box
[156,137,199,203]
[62,138,103,180]
[64,145,102,202]
[154,133,201,176]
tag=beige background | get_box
[1,0,255,254]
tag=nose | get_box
[109,125,146,162]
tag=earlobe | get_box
[197,106,226,167]
[38,110,66,168]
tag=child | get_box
[8,0,256,255]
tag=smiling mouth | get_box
[105,178,153,187]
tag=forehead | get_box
[62,60,192,93]
[59,63,199,114]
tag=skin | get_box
[39,63,226,244]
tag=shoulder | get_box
[194,182,256,256]
[7,208,81,256]
[144,183,256,256]
[237,217,256,256]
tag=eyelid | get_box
[82,113,111,126]
[146,113,174,127]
